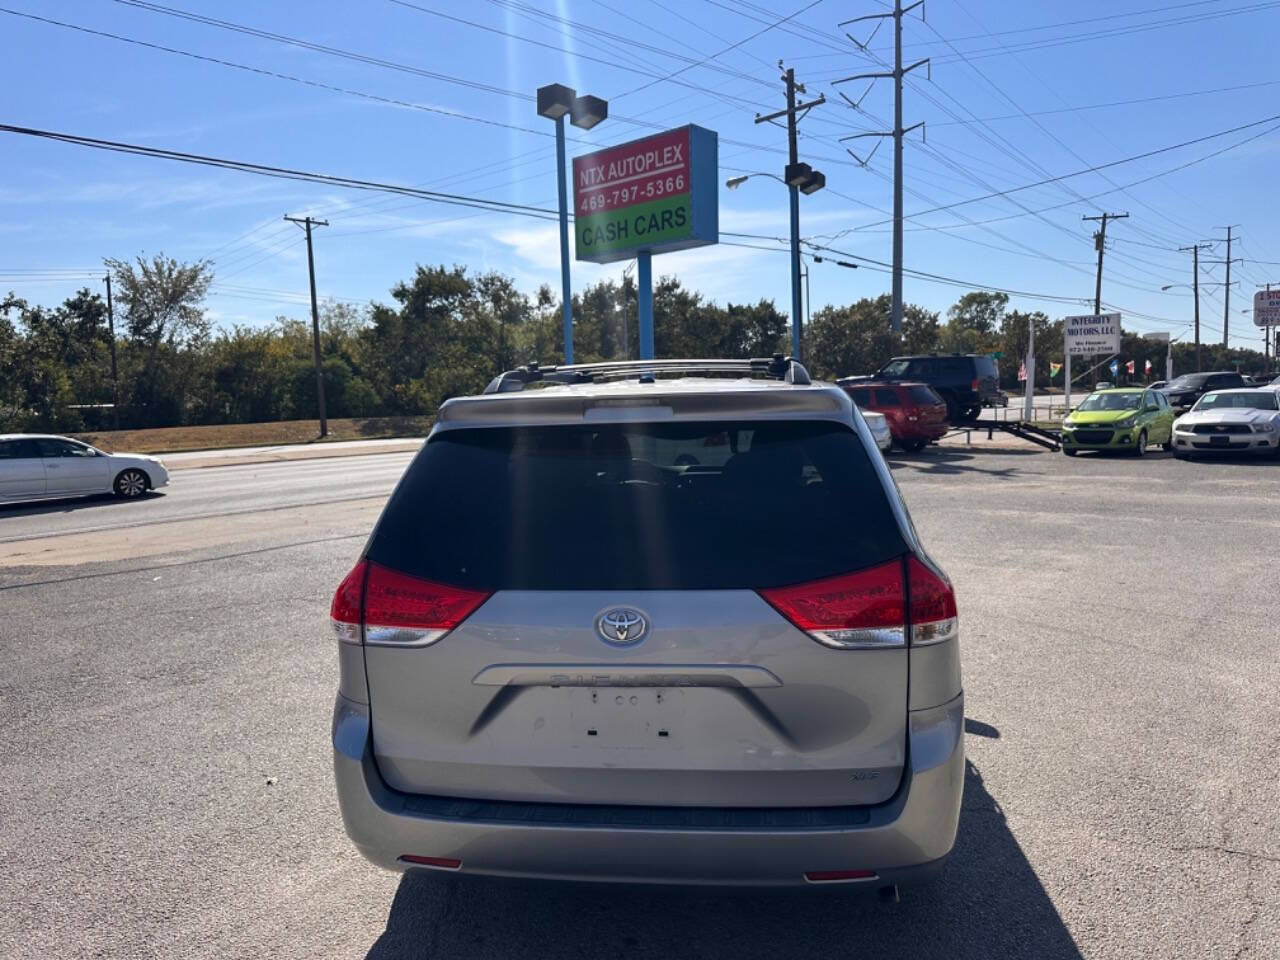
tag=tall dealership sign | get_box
[573,125,718,358]
[1062,313,1122,410]
[1254,288,1280,327]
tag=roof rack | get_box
[483,356,812,394]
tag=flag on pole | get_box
[1017,360,1027,382]
[1109,359,1119,378]
[1125,360,1135,375]
[1050,361,1062,378]
[1145,359,1152,375]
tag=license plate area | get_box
[1210,435,1230,446]
[566,687,685,747]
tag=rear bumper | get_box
[332,691,964,888]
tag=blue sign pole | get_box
[638,251,654,360]
[555,116,574,364]
[789,184,802,360]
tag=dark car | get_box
[844,354,1000,423]
[841,381,950,451]
[1158,371,1245,409]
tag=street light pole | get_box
[538,84,608,367]
[554,115,572,364]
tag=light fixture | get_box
[725,175,749,190]
[784,162,813,188]
[799,169,826,195]
[570,95,608,130]
[536,83,575,120]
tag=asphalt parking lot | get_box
[1,447,1277,959]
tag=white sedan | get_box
[0,434,169,504]
[1170,389,1280,458]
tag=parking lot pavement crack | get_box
[1169,845,1280,866]
[1231,873,1264,959]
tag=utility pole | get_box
[836,1,928,334]
[1179,243,1213,372]
[103,272,120,431]
[284,215,330,438]
[755,65,825,359]
[1214,225,1241,348]
[1082,212,1128,316]
[100,272,120,435]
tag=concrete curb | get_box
[165,439,424,471]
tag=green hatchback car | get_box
[1061,387,1175,456]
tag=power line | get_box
[850,111,1280,228]
[927,78,1280,127]
[0,123,562,219]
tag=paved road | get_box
[1,446,1277,959]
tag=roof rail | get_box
[483,356,812,394]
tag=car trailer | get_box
[965,418,1062,451]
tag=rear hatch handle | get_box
[471,664,783,689]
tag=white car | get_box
[1170,389,1280,458]
[862,410,893,452]
[0,434,169,504]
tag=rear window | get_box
[368,421,907,591]
[972,356,998,378]
[907,385,941,405]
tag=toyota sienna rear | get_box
[330,358,963,893]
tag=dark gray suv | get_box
[845,353,1000,423]
[330,359,964,897]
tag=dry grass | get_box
[73,416,433,455]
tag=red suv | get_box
[842,382,949,451]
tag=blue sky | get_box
[3,0,1280,351]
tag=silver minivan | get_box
[331,359,963,896]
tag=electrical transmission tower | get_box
[834,0,929,334]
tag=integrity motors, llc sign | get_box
[572,125,718,264]
[1064,313,1122,356]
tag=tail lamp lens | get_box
[759,560,905,649]
[329,560,490,647]
[330,559,367,645]
[760,556,959,649]
[907,556,959,645]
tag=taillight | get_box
[907,556,959,645]
[328,560,490,648]
[330,559,367,645]
[971,377,980,391]
[759,556,959,649]
[759,560,905,649]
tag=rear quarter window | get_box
[367,420,907,591]
[908,385,943,405]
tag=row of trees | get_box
[3,256,1274,433]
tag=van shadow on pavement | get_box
[365,757,1081,960]
[885,448,1038,479]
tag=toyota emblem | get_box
[596,608,648,646]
